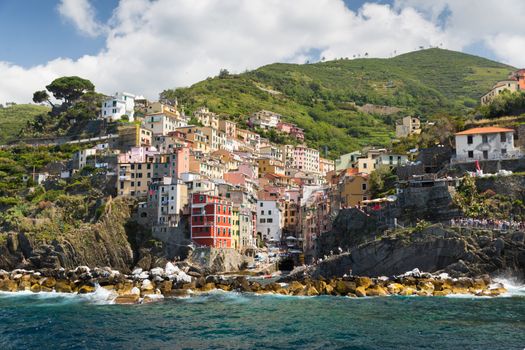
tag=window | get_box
[482,135,488,143]
[467,135,473,144]
[362,183,367,191]
[468,151,474,158]
[267,218,273,223]
[500,133,507,142]
[260,218,266,223]
[502,148,507,155]
[260,202,263,207]
[363,163,367,169]
[483,150,488,159]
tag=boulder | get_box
[335,280,356,295]
[0,279,18,292]
[30,284,41,293]
[399,287,415,296]
[216,284,232,292]
[18,280,31,291]
[55,280,73,293]
[288,281,305,294]
[355,277,372,289]
[433,289,451,296]
[159,281,173,294]
[355,286,367,297]
[78,284,96,294]
[201,282,216,291]
[305,285,319,296]
[41,277,56,288]
[386,283,404,295]
[141,279,155,292]
[143,294,164,304]
[114,294,140,304]
[366,285,388,296]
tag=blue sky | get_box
[1,0,524,102]
[0,0,116,67]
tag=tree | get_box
[218,69,230,78]
[45,76,95,105]
[32,90,54,107]
[369,165,397,198]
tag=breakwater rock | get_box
[0,264,508,304]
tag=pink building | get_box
[117,146,159,164]
[170,147,190,179]
[276,121,293,133]
[293,145,320,173]
[290,125,305,141]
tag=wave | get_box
[493,277,525,297]
[0,285,118,305]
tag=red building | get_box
[191,193,233,248]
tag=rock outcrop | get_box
[187,247,254,274]
[300,224,525,279]
[0,197,151,273]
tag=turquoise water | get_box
[0,290,524,349]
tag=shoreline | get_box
[0,264,514,304]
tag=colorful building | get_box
[190,193,233,248]
[293,145,320,173]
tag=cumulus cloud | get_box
[395,0,525,65]
[57,0,106,37]
[1,0,524,103]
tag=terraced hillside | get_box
[162,49,515,157]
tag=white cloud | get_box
[395,0,525,64]
[1,0,524,103]
[57,0,106,37]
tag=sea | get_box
[0,278,524,350]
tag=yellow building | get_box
[338,174,370,207]
[257,158,285,178]
[114,124,152,151]
[356,157,376,174]
[283,199,298,234]
[481,80,520,105]
[231,207,240,250]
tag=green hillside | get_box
[162,48,515,157]
[0,104,50,144]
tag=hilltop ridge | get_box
[162,48,515,156]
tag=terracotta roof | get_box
[455,127,514,135]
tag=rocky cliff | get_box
[0,197,157,273]
[297,224,525,279]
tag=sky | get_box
[1,0,524,103]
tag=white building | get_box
[249,110,281,129]
[143,113,187,136]
[194,107,219,129]
[481,80,520,105]
[148,177,189,233]
[453,127,520,163]
[256,200,283,243]
[102,92,135,122]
